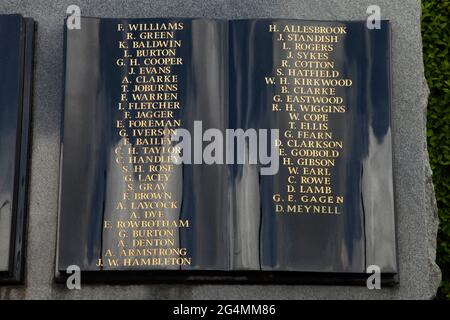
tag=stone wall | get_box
[0,0,441,299]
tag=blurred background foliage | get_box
[421,0,450,299]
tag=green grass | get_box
[421,0,450,299]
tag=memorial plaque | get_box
[57,17,397,284]
[0,14,34,283]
